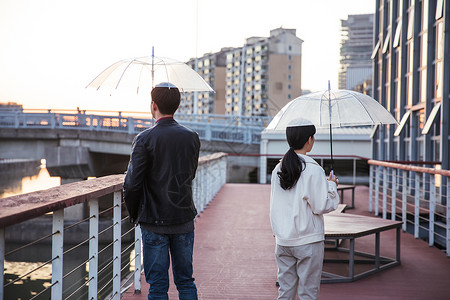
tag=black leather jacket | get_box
[123,118,200,225]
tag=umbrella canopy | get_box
[266,88,397,172]
[86,55,214,94]
[267,89,397,131]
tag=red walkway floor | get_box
[123,184,450,300]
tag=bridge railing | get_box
[368,160,450,256]
[0,153,227,300]
[0,111,270,145]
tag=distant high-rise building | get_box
[225,28,303,117]
[338,14,374,92]
[179,48,230,115]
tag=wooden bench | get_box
[322,211,402,283]
[337,184,356,208]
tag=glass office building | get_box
[372,0,449,172]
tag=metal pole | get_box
[151,47,155,89]
[375,166,380,216]
[112,192,122,299]
[369,165,373,212]
[51,209,64,300]
[383,167,387,219]
[134,225,142,294]
[327,81,334,172]
[349,238,355,279]
[392,168,397,220]
[447,179,450,256]
[259,140,268,184]
[0,227,4,300]
[402,170,407,232]
[375,232,380,269]
[88,199,99,300]
[429,175,435,246]
[414,173,420,238]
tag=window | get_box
[436,0,444,20]
[393,20,402,48]
[422,102,441,134]
[394,110,411,136]
[371,40,381,59]
[407,9,414,40]
[288,45,292,51]
[382,32,391,53]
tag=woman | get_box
[270,122,339,300]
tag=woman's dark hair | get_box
[277,125,316,190]
[151,86,181,115]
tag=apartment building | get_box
[225,28,303,117]
[179,48,230,115]
[338,14,374,91]
[372,0,450,172]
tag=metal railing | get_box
[0,153,227,300]
[368,160,450,256]
[0,111,270,145]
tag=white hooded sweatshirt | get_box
[270,154,339,247]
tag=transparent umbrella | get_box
[86,48,214,94]
[266,82,398,171]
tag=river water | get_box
[1,161,135,299]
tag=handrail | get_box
[0,111,268,145]
[0,174,124,229]
[0,152,228,299]
[368,160,449,256]
[368,159,450,176]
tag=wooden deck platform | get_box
[122,184,450,300]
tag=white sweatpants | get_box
[275,241,324,300]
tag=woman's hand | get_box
[328,173,339,186]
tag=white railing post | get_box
[382,167,387,219]
[134,225,142,294]
[446,180,450,257]
[112,192,122,300]
[51,209,64,300]
[414,173,420,239]
[402,170,407,232]
[429,175,435,246]
[128,118,135,135]
[205,123,212,141]
[391,168,397,221]
[88,199,99,300]
[375,166,380,216]
[0,227,4,300]
[353,158,356,185]
[369,165,373,212]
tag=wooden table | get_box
[322,213,402,283]
[337,184,356,208]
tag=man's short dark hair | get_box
[151,86,181,115]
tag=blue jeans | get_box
[141,228,198,300]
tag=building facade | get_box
[372,0,450,172]
[339,14,374,91]
[225,28,303,117]
[179,48,229,115]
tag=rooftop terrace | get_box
[123,184,450,300]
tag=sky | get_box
[0,0,375,112]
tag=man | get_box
[124,82,200,300]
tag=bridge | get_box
[0,110,270,179]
